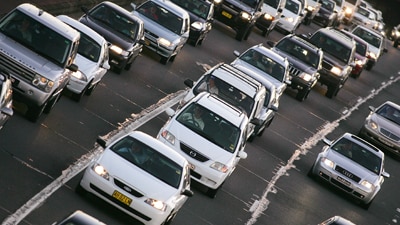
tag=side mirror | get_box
[184,79,194,88]
[278,8,283,13]
[322,138,332,146]
[266,40,275,47]
[67,63,79,72]
[96,137,107,148]
[368,105,375,112]
[165,107,175,117]
[131,3,137,11]
[1,107,13,117]
[182,189,194,197]
[238,151,248,159]
[233,50,240,57]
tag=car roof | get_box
[315,27,355,49]
[339,29,369,46]
[285,34,322,53]
[379,101,400,110]
[340,133,385,157]
[57,15,106,45]
[54,210,106,225]
[92,1,144,24]
[352,25,383,38]
[147,0,190,18]
[250,44,289,66]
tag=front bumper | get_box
[359,125,400,156]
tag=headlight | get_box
[191,21,204,30]
[355,58,366,66]
[321,157,334,168]
[158,37,172,48]
[210,162,229,173]
[307,6,315,11]
[213,0,222,4]
[369,52,377,60]
[110,45,129,56]
[298,72,313,82]
[330,66,342,75]
[160,130,175,145]
[263,13,274,21]
[344,7,352,15]
[286,17,294,23]
[145,198,166,211]
[368,120,378,130]
[395,31,400,37]
[92,164,110,180]
[71,70,88,82]
[32,75,54,93]
[240,11,251,21]
[361,180,373,190]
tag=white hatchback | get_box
[77,131,193,225]
[57,15,110,102]
[276,0,304,34]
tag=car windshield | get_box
[352,27,382,48]
[67,25,101,62]
[331,138,382,175]
[310,32,352,63]
[285,0,300,14]
[239,0,261,8]
[193,74,254,116]
[111,136,183,188]
[0,10,72,67]
[138,1,184,35]
[171,0,211,20]
[275,39,320,69]
[377,104,400,125]
[354,40,367,56]
[321,0,334,11]
[89,5,139,40]
[332,0,343,7]
[176,103,240,153]
[239,49,287,82]
[357,7,370,17]
[264,0,280,8]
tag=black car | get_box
[0,70,13,130]
[306,27,356,98]
[269,34,323,101]
[313,0,338,27]
[171,0,214,46]
[79,1,145,74]
[214,0,264,41]
[390,24,400,48]
[52,210,106,225]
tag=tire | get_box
[75,183,87,196]
[160,56,170,65]
[85,82,98,96]
[360,199,373,210]
[72,84,89,102]
[26,103,46,122]
[235,25,251,41]
[394,40,399,48]
[296,88,310,102]
[365,63,373,71]
[206,183,222,198]
[44,92,62,114]
[325,85,339,98]
[162,211,177,225]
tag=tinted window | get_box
[310,32,352,63]
[275,39,320,69]
[352,27,382,48]
[264,0,280,8]
[285,0,300,14]
[171,0,211,20]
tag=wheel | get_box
[44,92,62,114]
[26,103,46,122]
[360,198,373,210]
[162,211,177,225]
[394,40,399,48]
[124,62,132,71]
[72,84,89,102]
[296,88,310,102]
[75,183,87,196]
[206,186,220,198]
[85,82,98,96]
[160,56,170,64]
[235,25,251,41]
[325,85,340,98]
[365,63,373,71]
[113,65,123,74]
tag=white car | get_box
[57,15,110,102]
[131,0,190,64]
[276,0,304,34]
[158,92,249,198]
[77,131,193,225]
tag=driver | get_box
[181,105,205,130]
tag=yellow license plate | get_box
[112,190,132,206]
[221,11,232,19]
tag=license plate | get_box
[337,176,351,186]
[221,11,232,19]
[112,190,132,206]
[378,137,394,147]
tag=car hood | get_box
[326,150,379,182]
[167,120,236,165]
[133,12,182,43]
[74,54,98,77]
[98,149,178,201]
[372,113,400,135]
[272,48,317,74]
[79,16,135,50]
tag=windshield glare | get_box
[276,39,320,69]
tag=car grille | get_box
[335,165,361,183]
[114,178,144,198]
[0,50,35,82]
[144,29,159,40]
[380,128,400,141]
[288,64,301,76]
[180,142,209,162]
[322,60,333,70]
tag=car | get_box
[313,0,338,28]
[303,0,321,25]
[157,92,249,198]
[359,101,400,158]
[306,27,356,98]
[331,0,345,25]
[390,24,400,48]
[268,34,323,101]
[255,0,286,37]
[77,130,193,225]
[170,0,214,46]
[79,1,145,74]
[51,210,106,225]
[182,62,276,141]
[351,6,378,29]
[0,70,13,130]
[231,44,290,104]
[131,0,190,64]
[339,29,369,79]
[275,0,304,34]
[309,132,390,209]
[57,15,110,102]
[318,215,356,225]
[351,25,387,71]
[213,0,264,41]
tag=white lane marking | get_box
[2,90,187,225]
[245,75,400,225]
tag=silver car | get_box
[309,132,390,209]
[131,0,190,64]
[359,101,400,157]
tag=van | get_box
[0,3,80,122]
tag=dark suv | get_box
[268,34,323,101]
[306,27,356,98]
[214,0,263,41]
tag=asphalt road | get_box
[0,8,400,225]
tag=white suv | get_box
[182,63,275,141]
[158,92,249,198]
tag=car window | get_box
[352,27,382,48]
[377,104,400,125]
[171,0,211,20]
[176,103,240,153]
[332,138,382,175]
[275,39,320,69]
[321,0,334,10]
[264,0,280,8]
[193,74,255,116]
[354,40,367,56]
[111,136,183,188]
[310,32,352,63]
[240,0,261,8]
[71,28,101,62]
[285,0,300,14]
[138,1,184,35]
[0,10,72,66]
